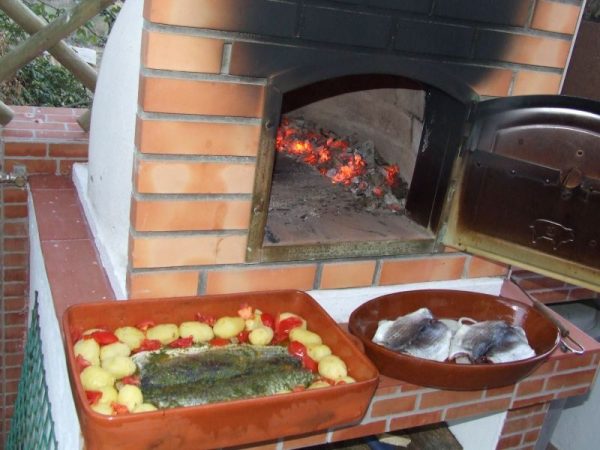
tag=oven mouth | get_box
[246,73,473,263]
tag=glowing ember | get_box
[275,117,408,212]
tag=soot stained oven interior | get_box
[247,74,470,262]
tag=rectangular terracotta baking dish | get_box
[62,290,379,450]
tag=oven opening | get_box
[248,74,468,262]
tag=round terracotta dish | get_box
[348,289,560,390]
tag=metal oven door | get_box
[442,95,600,291]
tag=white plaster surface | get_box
[28,195,82,450]
[447,411,507,450]
[550,368,600,450]
[85,0,143,298]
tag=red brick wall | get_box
[0,106,88,447]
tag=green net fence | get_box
[6,293,58,450]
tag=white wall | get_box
[85,0,144,298]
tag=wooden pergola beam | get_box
[0,101,15,126]
[0,0,115,84]
[0,0,98,91]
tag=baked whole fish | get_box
[449,320,536,364]
[372,308,452,362]
[132,344,314,408]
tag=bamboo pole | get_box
[0,101,14,126]
[0,0,115,83]
[0,0,98,91]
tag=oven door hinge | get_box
[0,165,28,187]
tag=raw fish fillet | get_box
[132,344,314,408]
[449,320,535,363]
[372,308,452,362]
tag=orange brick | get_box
[140,77,265,117]
[512,71,562,95]
[3,222,27,237]
[370,395,417,417]
[59,159,87,175]
[531,0,581,34]
[128,270,200,298]
[501,33,571,68]
[131,235,247,268]
[389,410,444,431]
[516,276,565,291]
[4,142,46,157]
[320,261,376,289]
[281,431,328,449]
[516,379,545,398]
[502,413,546,434]
[330,420,387,442]
[142,30,223,73]
[555,386,589,399]
[529,289,570,303]
[420,389,482,409]
[497,434,522,449]
[379,255,466,285]
[555,353,595,372]
[3,188,27,203]
[523,428,541,443]
[48,143,88,157]
[4,238,27,252]
[529,360,555,377]
[3,253,27,267]
[132,198,252,231]
[137,119,261,156]
[136,160,255,194]
[546,369,597,391]
[204,265,317,294]
[472,68,513,97]
[4,159,56,175]
[445,397,511,420]
[569,288,600,301]
[511,394,555,410]
[466,256,508,278]
[485,384,515,398]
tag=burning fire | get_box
[275,117,406,212]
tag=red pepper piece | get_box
[195,313,216,326]
[89,330,119,345]
[276,316,303,338]
[85,390,103,405]
[111,402,129,415]
[136,338,162,352]
[120,375,141,386]
[209,337,230,347]
[75,355,91,372]
[260,312,275,330]
[169,336,193,349]
[136,320,155,332]
[287,341,318,372]
[236,330,250,343]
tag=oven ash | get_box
[275,117,409,214]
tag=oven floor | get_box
[265,155,432,246]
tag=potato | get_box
[100,342,131,361]
[308,380,331,390]
[248,326,274,346]
[179,321,214,343]
[336,376,356,384]
[74,338,100,366]
[133,403,158,413]
[114,326,145,350]
[213,316,245,339]
[102,356,137,379]
[307,344,332,362]
[91,403,114,415]
[80,366,115,391]
[146,323,179,345]
[318,355,348,380]
[289,328,322,347]
[278,312,306,329]
[245,315,262,331]
[97,386,118,405]
[118,385,143,411]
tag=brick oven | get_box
[80,0,600,300]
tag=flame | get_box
[275,118,404,212]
